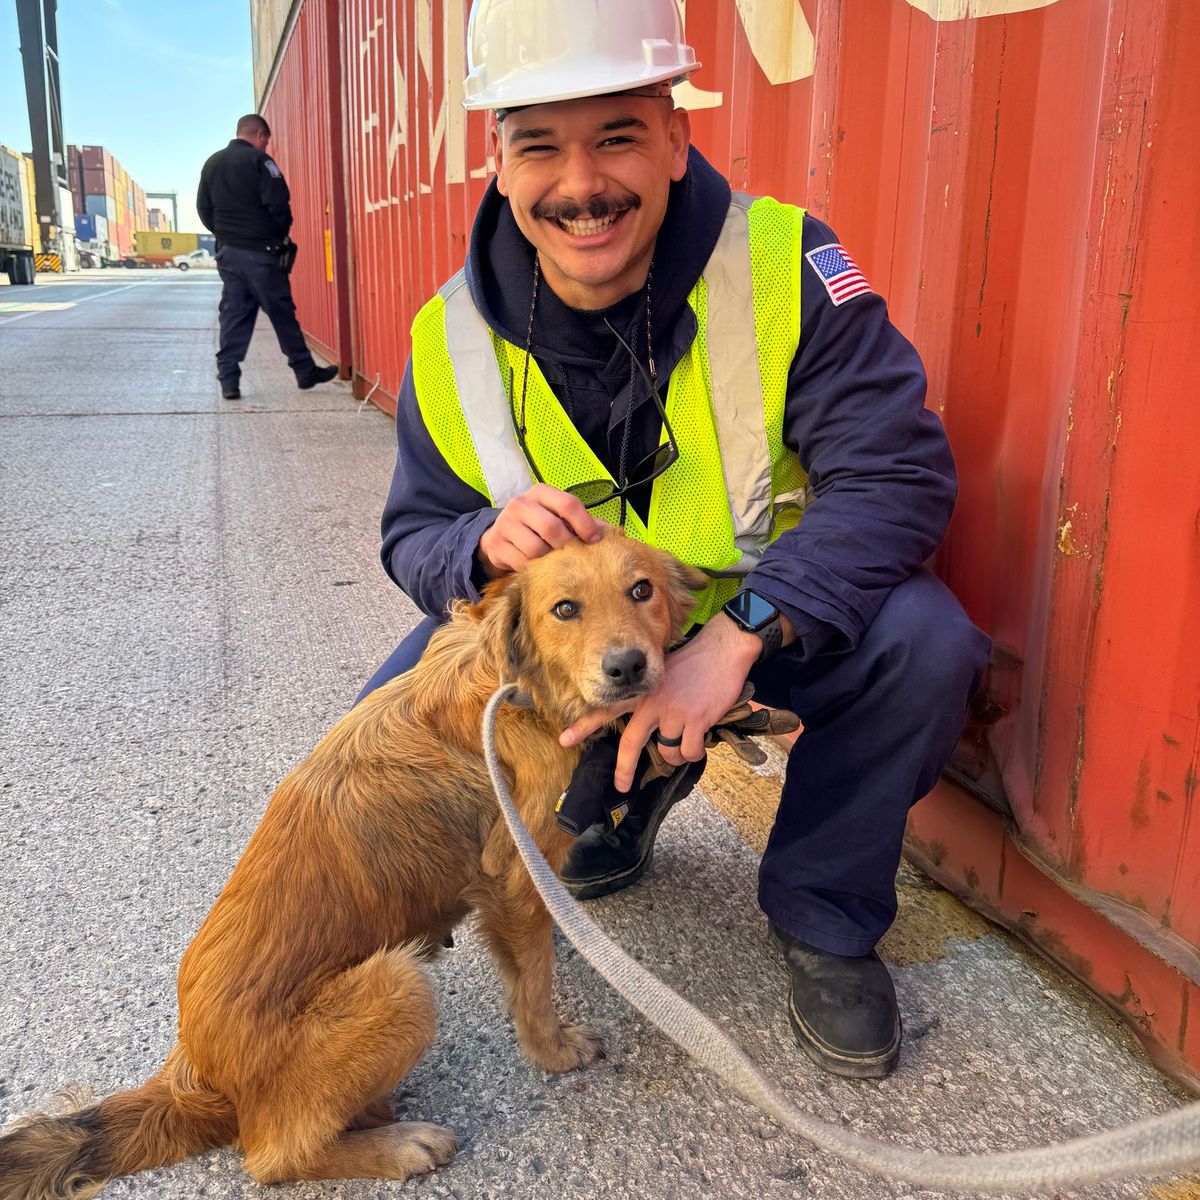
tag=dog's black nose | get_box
[602,647,647,688]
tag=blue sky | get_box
[0,0,254,233]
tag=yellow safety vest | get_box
[411,192,811,626]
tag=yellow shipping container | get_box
[21,153,36,248]
[133,230,198,257]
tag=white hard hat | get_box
[462,0,701,113]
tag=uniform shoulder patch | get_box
[264,158,282,178]
[804,243,874,307]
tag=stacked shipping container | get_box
[253,0,1200,1086]
[74,212,108,245]
[66,144,150,258]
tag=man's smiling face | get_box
[493,94,691,311]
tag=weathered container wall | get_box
[262,0,350,368]
[261,0,1200,1082]
[901,0,1200,1085]
[251,0,298,105]
[687,0,1200,1083]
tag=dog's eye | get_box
[630,580,653,602]
[553,600,579,621]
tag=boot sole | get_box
[561,846,656,901]
[769,927,902,1079]
[561,773,698,900]
[786,990,902,1079]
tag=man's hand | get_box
[477,484,604,578]
[560,613,765,792]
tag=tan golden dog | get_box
[0,529,705,1198]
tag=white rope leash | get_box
[482,685,1200,1193]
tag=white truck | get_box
[172,248,215,271]
[1,145,37,285]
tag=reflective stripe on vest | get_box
[439,270,531,507]
[705,193,773,571]
[410,193,810,624]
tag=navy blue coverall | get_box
[363,147,991,957]
[196,138,323,387]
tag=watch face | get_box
[726,589,778,632]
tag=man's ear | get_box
[668,107,691,183]
[477,574,534,682]
[491,124,508,196]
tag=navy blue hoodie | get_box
[378,146,956,657]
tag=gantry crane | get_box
[15,0,68,257]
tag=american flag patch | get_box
[805,243,873,306]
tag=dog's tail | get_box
[0,1043,236,1200]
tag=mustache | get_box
[531,194,640,223]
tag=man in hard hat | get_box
[361,0,990,1080]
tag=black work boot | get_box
[297,363,338,389]
[769,920,901,1079]
[219,377,240,400]
[560,758,706,900]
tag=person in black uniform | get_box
[197,114,338,400]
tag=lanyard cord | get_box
[522,255,657,528]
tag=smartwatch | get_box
[722,589,783,661]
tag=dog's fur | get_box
[0,529,705,1198]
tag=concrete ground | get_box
[1,269,1197,1200]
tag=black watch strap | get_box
[753,615,784,661]
[723,590,784,662]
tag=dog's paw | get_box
[529,1022,607,1072]
[387,1121,458,1177]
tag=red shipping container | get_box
[260,0,350,370]
[81,167,110,196]
[79,144,111,173]
[336,0,482,415]
[261,0,1200,1085]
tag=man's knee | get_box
[871,571,990,703]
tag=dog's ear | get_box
[663,555,710,640]
[476,573,536,683]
